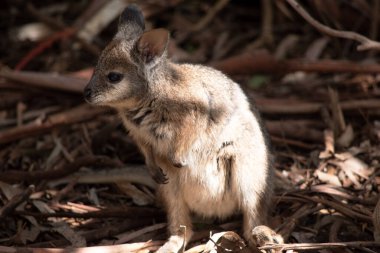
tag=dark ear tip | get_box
[120,4,145,30]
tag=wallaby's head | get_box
[84,5,170,107]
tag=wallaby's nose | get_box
[84,87,92,102]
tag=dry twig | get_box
[248,0,274,49]
[0,104,106,144]
[0,155,121,183]
[257,98,380,115]
[16,207,162,219]
[192,0,230,32]
[0,185,35,218]
[50,166,157,189]
[115,223,167,244]
[259,241,380,251]
[0,70,87,93]
[0,241,163,253]
[286,0,380,51]
[211,51,380,75]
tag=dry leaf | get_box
[53,222,86,247]
[32,200,55,214]
[316,170,342,187]
[339,156,372,179]
[15,22,53,42]
[275,34,300,59]
[0,181,22,200]
[304,37,330,61]
[337,124,354,148]
[117,182,155,206]
[17,226,40,244]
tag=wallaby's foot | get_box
[150,166,168,184]
[250,225,283,247]
[156,235,185,253]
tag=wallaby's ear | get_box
[118,5,145,39]
[136,28,170,64]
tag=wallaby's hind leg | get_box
[156,184,193,253]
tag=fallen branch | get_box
[256,98,380,114]
[211,51,380,75]
[115,223,167,244]
[0,185,34,218]
[309,185,375,205]
[29,219,155,248]
[259,241,380,251]
[286,194,373,223]
[248,0,274,48]
[286,0,380,51]
[0,106,61,128]
[265,120,323,142]
[191,0,230,32]
[16,207,163,219]
[270,135,318,149]
[0,70,87,93]
[0,104,106,144]
[49,166,157,189]
[0,241,162,253]
[0,155,122,183]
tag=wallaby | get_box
[84,5,282,252]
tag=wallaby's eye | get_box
[107,72,124,84]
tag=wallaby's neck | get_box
[145,60,181,91]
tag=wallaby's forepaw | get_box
[150,166,168,184]
[156,235,184,253]
[170,154,187,168]
[250,225,283,247]
[173,160,186,168]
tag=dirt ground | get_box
[0,0,379,252]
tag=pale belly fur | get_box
[180,161,240,218]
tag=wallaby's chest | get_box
[176,158,239,218]
[119,104,169,134]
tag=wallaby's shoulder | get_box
[172,62,239,101]
[175,63,232,84]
